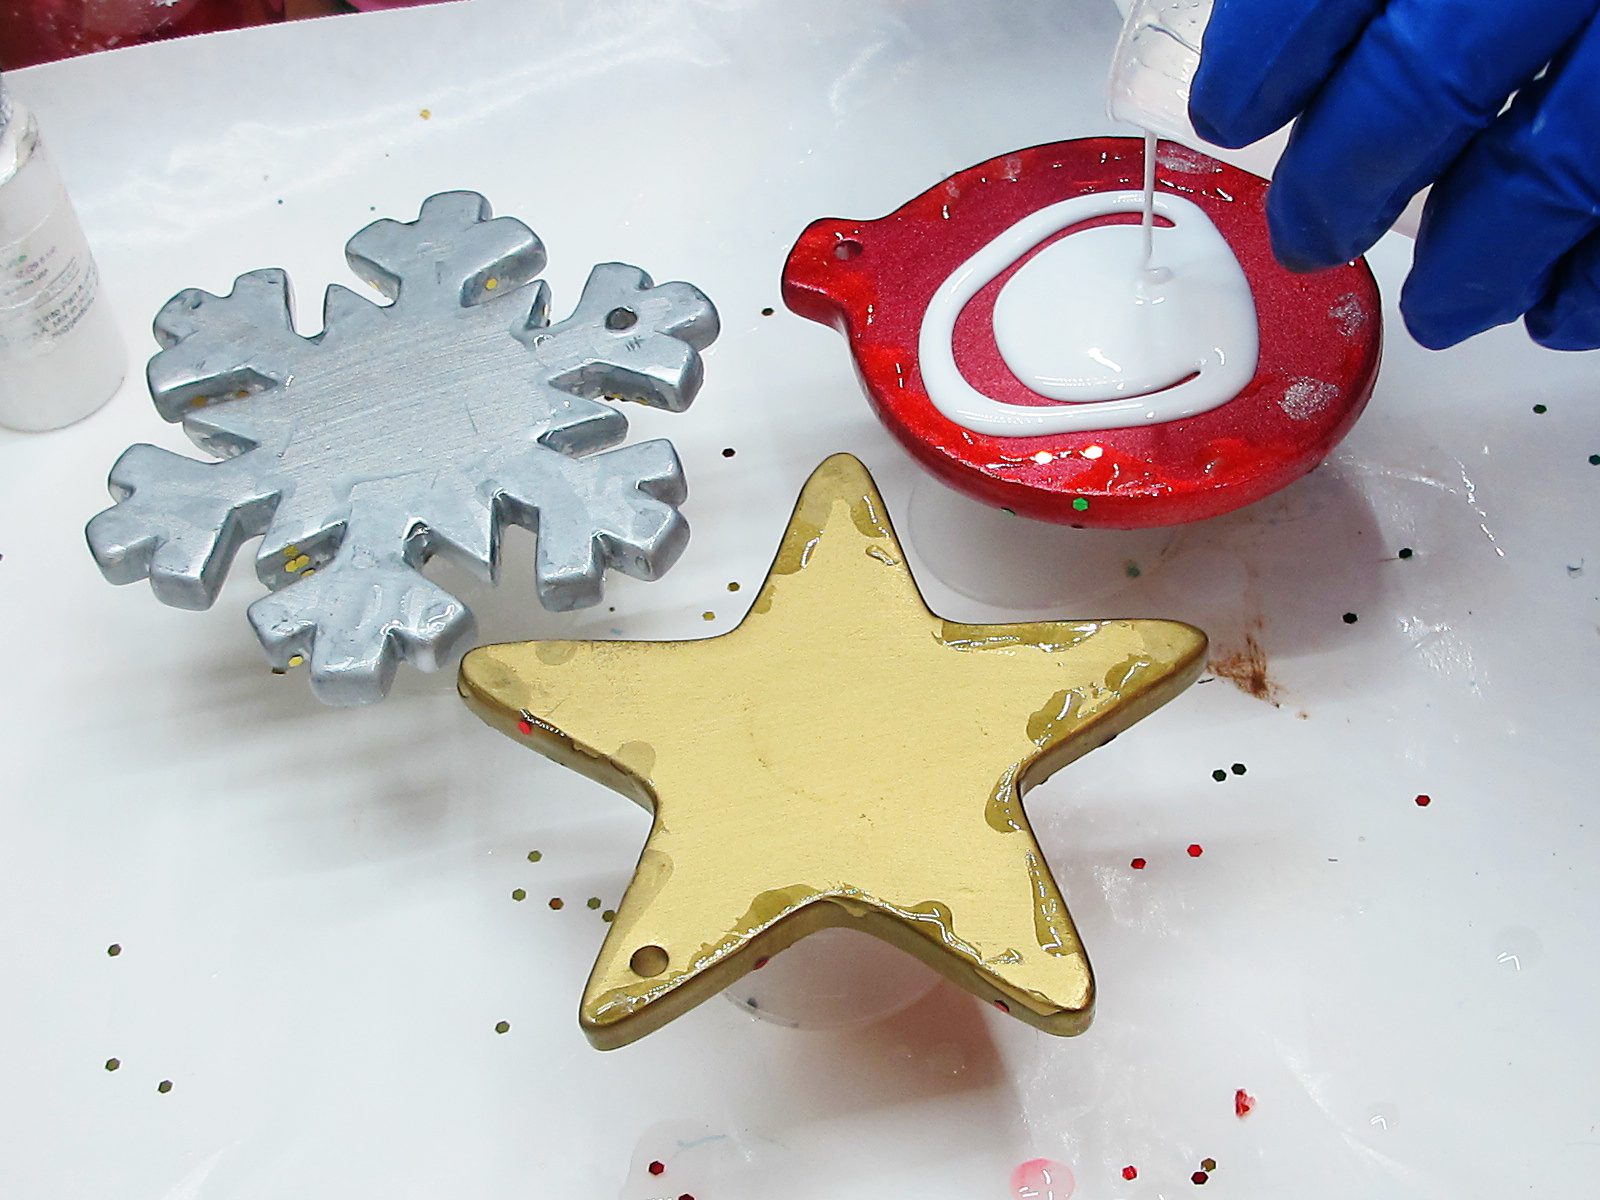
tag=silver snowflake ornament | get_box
[86,191,720,705]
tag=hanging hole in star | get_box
[834,239,863,260]
[630,945,670,978]
[605,307,638,331]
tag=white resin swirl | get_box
[917,191,1258,437]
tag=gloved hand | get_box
[1188,0,1600,351]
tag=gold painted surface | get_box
[459,454,1207,1049]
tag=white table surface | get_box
[4,2,1599,1197]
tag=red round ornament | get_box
[781,138,1382,528]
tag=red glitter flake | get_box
[517,718,534,736]
[993,999,1010,1013]
[678,1194,695,1200]
[1192,1170,1209,1185]
[1187,843,1204,858]
[1122,1165,1138,1181]
[1130,857,1147,870]
[1414,793,1431,807]
[1235,1088,1255,1117]
[752,957,769,970]
[647,1161,665,1177]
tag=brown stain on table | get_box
[1208,618,1281,706]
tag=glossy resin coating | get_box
[459,454,1207,1048]
[782,138,1382,528]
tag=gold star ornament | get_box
[459,455,1206,1049]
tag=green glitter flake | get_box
[1231,762,1246,776]
[586,897,601,910]
[527,850,542,863]
[1397,547,1413,559]
[511,888,526,902]
[1590,454,1600,466]
[601,909,617,923]
[104,1058,120,1071]
[156,1080,172,1094]
[106,943,121,957]
[1212,769,1227,782]
[1533,403,1548,414]
[1071,497,1090,512]
[1125,561,1142,578]
[494,1020,510,1034]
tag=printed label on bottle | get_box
[0,200,102,359]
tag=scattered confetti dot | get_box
[107,943,121,957]
[993,999,1010,1013]
[1533,403,1547,414]
[1187,843,1204,858]
[1235,1088,1255,1117]
[1398,546,1414,559]
[1071,497,1090,512]
[1230,762,1246,776]
[548,897,564,910]
[1125,561,1142,578]
[1588,454,1598,466]
[517,718,534,735]
[1342,611,1358,624]
[1192,1170,1208,1185]
[1201,1158,1217,1172]
[753,956,770,970]
[485,278,499,291]
[527,850,542,862]
[648,1161,665,1176]
[157,1080,173,1094]
[727,581,741,592]
[494,1020,510,1034]
[601,909,616,923]
[1130,857,1146,870]
[1122,1166,1138,1181]
[702,611,716,621]
[586,897,601,910]
[419,107,432,119]
[678,1194,695,1200]
[287,654,304,668]
[104,1058,120,1071]
[761,307,775,317]
[1010,1157,1074,1200]
[1415,793,1431,807]
[511,888,526,902]
[1212,768,1227,782]
[722,447,736,458]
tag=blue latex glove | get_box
[1189,0,1600,350]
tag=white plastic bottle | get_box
[1105,0,1424,236]
[0,73,125,432]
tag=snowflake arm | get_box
[86,446,280,610]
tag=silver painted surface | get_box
[86,191,719,704]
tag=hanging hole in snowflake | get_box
[605,307,638,331]
[186,294,203,310]
[834,239,863,260]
